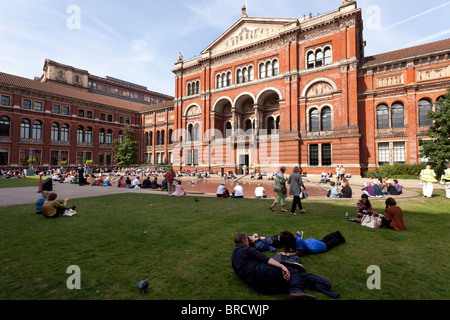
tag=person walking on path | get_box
[441,163,450,199]
[287,166,306,215]
[270,166,288,213]
[420,165,437,198]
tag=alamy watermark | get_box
[66,5,81,30]
[366,265,381,290]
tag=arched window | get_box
[259,63,266,79]
[187,124,194,142]
[77,126,84,143]
[216,74,221,88]
[243,67,248,83]
[276,117,280,133]
[391,103,405,128]
[321,107,332,131]
[148,131,152,146]
[168,129,173,144]
[156,131,161,145]
[32,120,42,140]
[309,109,320,132]
[266,61,272,77]
[196,81,200,94]
[161,130,165,145]
[225,121,232,138]
[0,116,10,137]
[187,83,191,96]
[118,131,123,144]
[267,117,275,135]
[99,129,105,144]
[85,127,93,144]
[227,72,232,86]
[106,130,112,144]
[376,105,389,130]
[51,123,59,141]
[324,48,332,65]
[221,74,226,88]
[315,50,323,67]
[194,123,200,141]
[20,119,31,139]
[245,119,253,135]
[418,99,433,127]
[307,52,315,69]
[248,66,254,81]
[237,69,243,84]
[145,132,149,146]
[273,60,279,76]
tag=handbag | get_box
[63,209,77,217]
[280,181,287,195]
[360,215,382,229]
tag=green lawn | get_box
[0,189,449,300]
[0,175,42,188]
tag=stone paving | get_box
[1,173,442,207]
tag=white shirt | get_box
[217,184,226,194]
[255,186,265,197]
[132,178,141,186]
[234,185,244,197]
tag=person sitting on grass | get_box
[35,191,49,215]
[328,181,342,199]
[232,182,244,198]
[171,180,186,196]
[232,232,317,300]
[355,194,378,218]
[42,192,76,219]
[378,198,406,231]
[279,231,345,256]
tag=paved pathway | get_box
[1,174,441,207]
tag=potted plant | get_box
[58,160,67,173]
[85,160,94,174]
[24,156,38,176]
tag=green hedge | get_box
[362,163,445,179]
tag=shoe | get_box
[290,212,297,216]
[70,205,76,210]
[296,231,303,239]
[299,210,306,213]
[289,292,317,300]
[269,206,274,211]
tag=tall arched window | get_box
[168,129,173,144]
[418,99,433,127]
[248,66,254,81]
[118,131,123,144]
[309,109,320,132]
[266,61,272,78]
[156,131,161,145]
[148,131,153,146]
[245,119,253,135]
[243,67,248,83]
[161,130,165,145]
[315,50,323,67]
[85,127,93,144]
[195,81,200,94]
[237,69,243,84]
[61,124,69,141]
[307,52,315,69]
[376,105,389,129]
[106,130,112,144]
[194,123,200,141]
[32,121,42,140]
[324,48,332,65]
[267,117,275,135]
[275,117,280,133]
[99,129,105,144]
[227,72,232,86]
[145,132,149,146]
[187,124,194,142]
[20,119,31,139]
[51,123,59,141]
[216,74,221,88]
[77,126,84,143]
[259,63,266,79]
[0,116,10,137]
[391,103,405,128]
[321,107,332,131]
[225,121,232,138]
[273,60,279,76]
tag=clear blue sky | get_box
[0,0,449,96]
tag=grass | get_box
[0,188,449,300]
[0,175,42,188]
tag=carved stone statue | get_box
[177,52,184,63]
[241,5,247,17]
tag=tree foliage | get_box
[419,88,450,166]
[113,127,138,167]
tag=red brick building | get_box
[168,0,450,174]
[1,0,449,175]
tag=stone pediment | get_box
[201,17,299,57]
